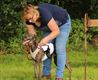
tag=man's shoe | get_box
[41,75,51,80]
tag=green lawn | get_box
[0,49,98,80]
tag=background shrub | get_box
[0,0,98,54]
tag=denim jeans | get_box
[42,15,71,78]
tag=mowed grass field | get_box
[0,49,98,80]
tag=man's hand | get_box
[38,38,48,47]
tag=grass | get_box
[0,49,98,80]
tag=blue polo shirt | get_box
[26,3,69,30]
[38,3,69,26]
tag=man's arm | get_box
[39,18,60,46]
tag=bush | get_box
[0,40,8,54]
[67,19,84,50]
[0,0,98,54]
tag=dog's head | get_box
[23,34,54,62]
[23,34,45,62]
[23,34,38,59]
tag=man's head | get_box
[21,4,40,23]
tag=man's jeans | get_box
[42,16,71,78]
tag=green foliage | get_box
[90,0,98,18]
[0,0,27,54]
[67,19,84,49]
[0,0,98,54]
[68,19,91,50]
[0,40,8,54]
[67,19,98,50]
[0,0,24,40]
[8,37,23,54]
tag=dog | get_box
[23,34,45,62]
[23,34,54,62]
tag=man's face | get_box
[26,11,38,23]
